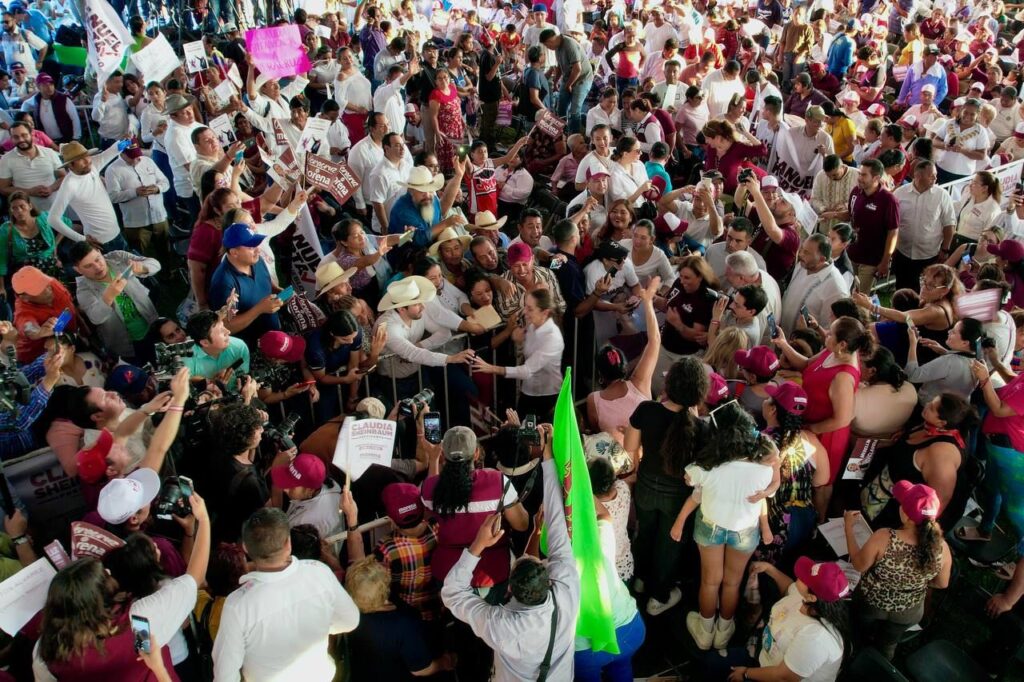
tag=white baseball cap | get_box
[97,468,161,525]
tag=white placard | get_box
[183,40,209,74]
[280,75,310,102]
[129,33,179,84]
[208,114,236,147]
[298,116,331,153]
[214,79,237,105]
[226,63,244,89]
[0,559,57,636]
[332,417,396,481]
[818,516,873,558]
[315,24,332,39]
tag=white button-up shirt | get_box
[347,136,384,211]
[585,105,622,136]
[212,559,360,682]
[104,155,171,228]
[0,144,62,211]
[372,78,407,136]
[91,91,130,140]
[377,306,460,378]
[780,263,848,333]
[364,151,413,233]
[894,181,956,259]
[165,119,202,198]
[505,316,565,397]
[47,143,121,243]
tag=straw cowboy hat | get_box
[59,141,97,167]
[471,210,507,231]
[403,166,445,193]
[378,275,437,312]
[163,93,195,115]
[315,260,358,298]
[428,226,472,257]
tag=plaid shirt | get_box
[374,519,440,620]
[495,267,566,321]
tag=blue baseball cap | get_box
[222,223,265,249]
[106,364,150,395]
[532,3,546,11]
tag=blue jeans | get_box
[558,72,594,135]
[101,233,131,253]
[574,613,646,682]
[615,76,639,99]
[694,509,760,552]
[783,505,817,554]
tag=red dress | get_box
[431,86,464,175]
[801,352,861,484]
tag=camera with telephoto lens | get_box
[737,167,755,184]
[0,346,30,413]
[154,477,192,521]
[153,342,194,379]
[399,389,434,417]
[264,412,301,452]
[518,414,541,447]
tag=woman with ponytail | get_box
[845,482,951,660]
[773,316,870,512]
[853,347,918,437]
[623,355,710,617]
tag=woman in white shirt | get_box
[495,152,535,220]
[607,136,652,208]
[586,87,623,136]
[954,170,1003,245]
[471,288,565,421]
[934,98,991,185]
[574,123,615,190]
[629,221,676,286]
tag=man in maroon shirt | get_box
[847,158,900,292]
[739,175,802,282]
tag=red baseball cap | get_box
[705,371,731,406]
[892,480,940,524]
[270,453,326,490]
[989,239,1024,264]
[764,381,809,415]
[794,556,851,602]
[76,429,114,484]
[734,346,780,378]
[259,331,307,363]
[382,482,425,528]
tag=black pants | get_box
[634,490,687,603]
[892,250,937,292]
[517,393,558,423]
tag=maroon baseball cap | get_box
[794,556,851,602]
[734,346,780,378]
[382,482,424,528]
[764,381,809,415]
[270,453,326,490]
[989,239,1024,264]
[259,331,307,363]
[123,138,143,159]
[655,212,687,237]
[76,429,114,484]
[705,371,731,406]
[35,72,54,85]
[507,241,534,265]
[892,480,940,524]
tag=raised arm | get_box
[631,276,661,398]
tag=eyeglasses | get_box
[708,399,741,425]
[919,278,948,290]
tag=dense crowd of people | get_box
[5,0,1024,679]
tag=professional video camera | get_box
[264,412,301,452]
[183,392,243,451]
[152,341,194,380]
[0,347,31,416]
[399,389,434,418]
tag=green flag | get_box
[548,369,619,654]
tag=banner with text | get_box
[84,0,134,83]
[245,25,312,80]
[289,204,325,298]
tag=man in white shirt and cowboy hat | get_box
[375,275,477,425]
[388,162,467,251]
[48,139,133,252]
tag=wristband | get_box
[166,406,184,413]
[12,534,29,546]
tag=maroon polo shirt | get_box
[751,222,801,281]
[847,185,900,266]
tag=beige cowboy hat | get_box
[378,275,437,312]
[403,165,445,193]
[163,93,195,115]
[59,141,98,167]
[471,210,507,232]
[428,226,472,257]
[315,260,358,298]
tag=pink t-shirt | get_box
[984,372,1024,451]
[420,468,518,587]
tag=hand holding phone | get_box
[767,312,779,339]
[52,308,73,335]
[131,615,152,654]
[277,286,295,302]
[424,411,442,444]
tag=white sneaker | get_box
[713,619,736,649]
[646,586,682,616]
[686,611,715,650]
[633,578,645,594]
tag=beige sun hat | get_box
[428,226,472,257]
[378,275,437,311]
[471,210,507,231]
[314,260,358,298]
[163,93,195,115]
[403,165,445,193]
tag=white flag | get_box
[289,204,325,298]
[83,0,133,83]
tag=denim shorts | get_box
[693,509,760,553]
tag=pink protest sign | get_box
[245,25,311,80]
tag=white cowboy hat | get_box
[403,166,445,193]
[315,260,358,297]
[428,226,472,257]
[378,275,437,311]
[471,210,507,231]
